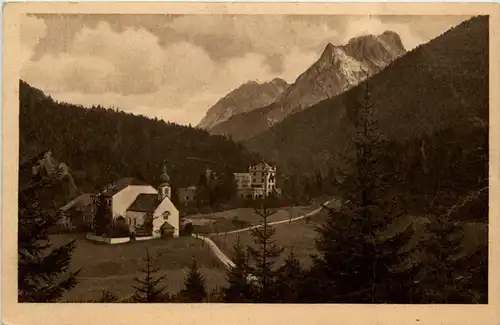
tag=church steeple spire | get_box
[158,161,171,200]
[160,161,170,184]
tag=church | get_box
[90,163,180,238]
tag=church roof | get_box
[127,194,161,213]
[160,163,170,183]
[102,177,150,196]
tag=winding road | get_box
[191,199,334,270]
[74,200,334,302]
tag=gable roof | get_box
[250,161,274,171]
[127,194,160,213]
[60,193,92,212]
[177,186,197,192]
[102,177,151,196]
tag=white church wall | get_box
[153,197,180,237]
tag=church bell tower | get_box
[159,162,171,201]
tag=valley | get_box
[18,15,489,305]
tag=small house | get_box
[177,186,197,205]
[58,193,92,230]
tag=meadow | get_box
[211,210,488,269]
[50,234,226,302]
[186,205,316,234]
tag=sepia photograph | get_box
[2,2,500,325]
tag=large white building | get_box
[91,165,180,238]
[234,162,277,199]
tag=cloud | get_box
[20,15,47,68]
[167,15,338,67]
[22,15,468,126]
[22,19,321,125]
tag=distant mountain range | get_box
[205,31,407,141]
[243,16,488,176]
[197,78,289,130]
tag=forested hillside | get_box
[19,80,262,202]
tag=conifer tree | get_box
[275,249,303,303]
[458,246,488,303]
[326,167,337,195]
[413,215,466,303]
[18,160,81,302]
[196,172,209,206]
[99,290,118,302]
[303,177,311,202]
[131,249,169,303]
[179,257,207,302]
[93,193,112,235]
[222,236,254,302]
[310,79,419,303]
[314,170,323,197]
[207,286,225,303]
[247,201,284,302]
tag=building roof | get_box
[127,193,161,213]
[101,177,150,196]
[60,193,92,211]
[250,161,274,171]
[178,186,197,192]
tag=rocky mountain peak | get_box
[207,31,407,141]
[197,78,289,130]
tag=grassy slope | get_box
[187,205,314,234]
[211,212,488,270]
[50,235,226,301]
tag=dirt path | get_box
[207,200,333,236]
[191,199,333,269]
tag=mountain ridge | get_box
[197,78,289,130]
[242,15,488,176]
[208,30,407,140]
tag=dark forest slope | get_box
[19,81,262,200]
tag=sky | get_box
[20,14,471,126]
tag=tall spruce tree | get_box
[413,215,466,303]
[247,201,284,303]
[93,193,112,235]
[303,177,311,202]
[456,246,488,304]
[275,249,303,303]
[314,170,324,197]
[309,79,420,303]
[131,249,169,303]
[18,159,81,302]
[179,257,207,302]
[222,236,254,302]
